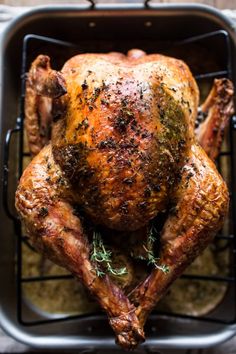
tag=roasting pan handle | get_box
[144,0,151,8]
[3,121,21,221]
[87,0,95,9]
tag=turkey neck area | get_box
[52,64,191,231]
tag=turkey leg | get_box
[15,144,144,349]
[131,143,229,326]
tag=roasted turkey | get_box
[16,49,234,349]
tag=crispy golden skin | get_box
[16,144,145,349]
[131,143,229,326]
[26,50,199,231]
[17,49,233,349]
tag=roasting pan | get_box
[1,2,236,351]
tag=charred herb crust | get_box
[52,69,190,228]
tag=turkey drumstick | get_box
[131,143,229,326]
[15,144,144,349]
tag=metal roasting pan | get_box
[1,2,236,351]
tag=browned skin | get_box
[130,143,229,326]
[15,144,144,349]
[196,78,234,160]
[25,55,66,156]
[16,49,233,349]
[25,50,199,231]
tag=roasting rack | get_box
[3,28,236,333]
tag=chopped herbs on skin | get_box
[91,231,128,277]
[39,207,48,218]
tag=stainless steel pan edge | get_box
[1,310,236,351]
[2,2,236,50]
[1,3,236,350]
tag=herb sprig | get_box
[91,231,127,277]
[143,224,170,274]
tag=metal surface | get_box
[1,3,236,350]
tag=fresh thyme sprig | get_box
[148,224,157,244]
[143,224,170,274]
[91,231,128,277]
[143,245,169,274]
